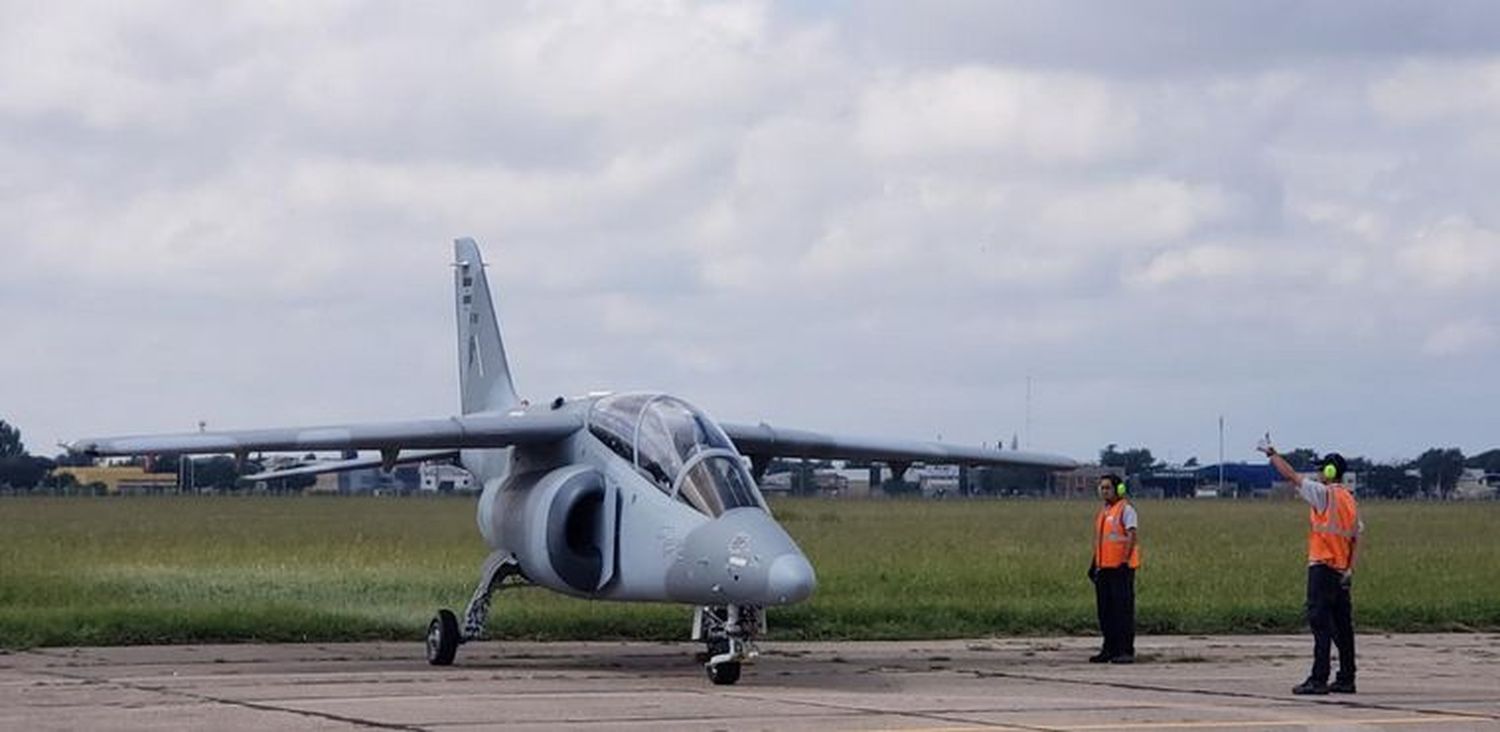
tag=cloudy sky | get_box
[3,1,1497,465]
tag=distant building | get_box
[420,463,476,493]
[1455,468,1496,500]
[913,464,960,497]
[1055,465,1117,499]
[54,465,178,494]
[1136,468,1198,498]
[760,461,1067,498]
[827,468,878,496]
[758,468,853,496]
[1195,463,1279,497]
[758,471,793,494]
[309,473,341,494]
[339,464,422,493]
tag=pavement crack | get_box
[32,668,428,731]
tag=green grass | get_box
[1,496,1496,648]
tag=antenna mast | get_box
[1024,374,1032,450]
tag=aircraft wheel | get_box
[704,638,740,685]
[426,609,459,666]
[706,660,741,685]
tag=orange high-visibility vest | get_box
[1308,484,1358,570]
[1095,500,1140,569]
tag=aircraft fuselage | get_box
[466,393,816,608]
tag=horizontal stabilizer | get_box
[241,450,459,481]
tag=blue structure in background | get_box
[1136,463,1281,498]
[1195,463,1279,494]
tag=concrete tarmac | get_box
[3,634,1497,731]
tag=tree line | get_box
[1099,443,1497,499]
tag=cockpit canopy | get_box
[587,393,763,516]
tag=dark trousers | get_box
[1094,567,1135,657]
[1306,563,1356,683]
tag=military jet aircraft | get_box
[70,238,1076,684]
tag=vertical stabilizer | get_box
[454,237,520,414]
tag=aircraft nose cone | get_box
[767,553,816,604]
[665,507,819,606]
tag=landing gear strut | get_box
[427,551,522,666]
[694,604,763,685]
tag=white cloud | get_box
[1033,177,1235,248]
[1398,217,1500,290]
[1370,58,1500,125]
[1124,244,1260,289]
[854,66,1137,163]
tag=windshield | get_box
[677,454,761,516]
[588,393,763,515]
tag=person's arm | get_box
[1121,504,1139,567]
[1088,508,1102,581]
[1123,527,1138,567]
[1257,435,1327,511]
[1267,451,1301,484]
[1339,536,1358,588]
[1342,515,1364,586]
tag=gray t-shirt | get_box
[1120,503,1138,531]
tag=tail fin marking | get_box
[454,237,520,414]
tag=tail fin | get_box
[454,237,520,414]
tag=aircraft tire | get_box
[427,609,459,666]
[706,660,741,685]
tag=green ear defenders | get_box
[1115,477,1127,497]
[1322,463,1338,481]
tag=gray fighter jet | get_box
[70,238,1075,684]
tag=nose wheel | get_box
[704,638,743,685]
[694,604,761,686]
[426,608,459,666]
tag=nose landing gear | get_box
[694,604,763,685]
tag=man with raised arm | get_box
[1257,434,1362,695]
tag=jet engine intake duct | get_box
[546,467,607,593]
[491,464,618,597]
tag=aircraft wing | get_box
[69,412,583,457]
[240,450,459,481]
[720,422,1077,470]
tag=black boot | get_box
[1329,677,1356,694]
[1088,650,1112,663]
[1293,678,1329,695]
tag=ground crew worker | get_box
[1089,473,1139,664]
[1257,435,1362,695]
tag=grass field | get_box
[1,496,1496,648]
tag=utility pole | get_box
[1218,415,1225,497]
[1024,374,1032,450]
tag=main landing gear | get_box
[694,604,763,685]
[427,551,522,666]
